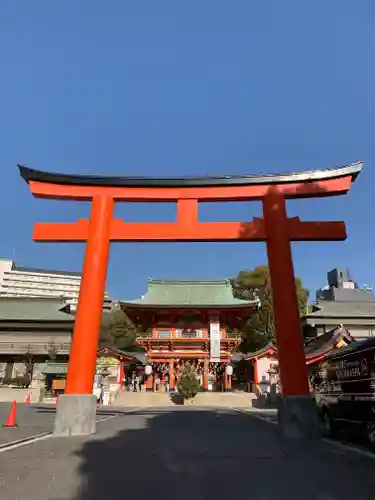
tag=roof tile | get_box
[0,297,74,322]
[306,301,375,318]
[120,279,258,308]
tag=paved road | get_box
[0,407,375,499]
[0,403,129,446]
[0,403,56,445]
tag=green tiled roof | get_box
[98,347,148,364]
[42,362,68,375]
[306,301,375,318]
[120,279,258,308]
[0,297,75,322]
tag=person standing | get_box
[135,373,141,392]
[154,372,161,392]
[164,372,170,393]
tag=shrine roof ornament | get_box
[18,162,362,188]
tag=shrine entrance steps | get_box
[114,391,174,407]
[194,391,257,408]
[113,390,257,408]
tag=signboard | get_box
[103,392,110,406]
[210,319,221,362]
[97,356,119,366]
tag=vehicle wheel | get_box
[321,409,336,438]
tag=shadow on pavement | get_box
[70,409,374,500]
[32,405,139,417]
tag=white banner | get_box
[210,319,221,362]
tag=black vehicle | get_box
[314,337,375,447]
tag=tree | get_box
[177,363,200,400]
[13,349,35,387]
[99,307,138,351]
[47,342,58,362]
[231,265,309,353]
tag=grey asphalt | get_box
[0,403,128,446]
[0,402,55,445]
[0,407,374,500]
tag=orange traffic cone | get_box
[3,400,18,428]
[25,392,31,405]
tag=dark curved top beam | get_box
[17,162,363,188]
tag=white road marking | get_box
[0,408,140,453]
[233,408,375,460]
[322,438,375,461]
[0,432,52,453]
[96,414,117,423]
[95,407,142,422]
[233,408,277,424]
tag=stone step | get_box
[114,390,256,408]
[194,392,256,407]
[114,391,174,407]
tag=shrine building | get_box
[120,279,259,390]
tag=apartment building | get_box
[0,259,114,312]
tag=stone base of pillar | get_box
[53,394,97,436]
[277,395,321,440]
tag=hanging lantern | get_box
[226,365,233,376]
[145,365,152,375]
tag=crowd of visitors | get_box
[124,360,230,392]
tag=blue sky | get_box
[0,1,373,301]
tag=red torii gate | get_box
[18,162,363,437]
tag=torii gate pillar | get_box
[263,191,318,438]
[54,195,113,436]
[18,161,363,438]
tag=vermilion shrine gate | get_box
[121,278,259,391]
[18,161,363,437]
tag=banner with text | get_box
[210,320,221,362]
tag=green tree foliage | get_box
[99,307,138,351]
[231,266,309,353]
[177,363,200,400]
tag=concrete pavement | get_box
[0,407,374,499]
[0,402,55,446]
[0,403,133,446]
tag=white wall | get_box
[0,259,12,287]
[0,259,81,303]
[256,356,278,383]
[345,325,375,340]
[0,387,38,403]
[0,258,113,313]
[0,332,71,342]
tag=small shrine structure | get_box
[244,325,354,391]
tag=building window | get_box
[157,329,171,338]
[179,329,199,338]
